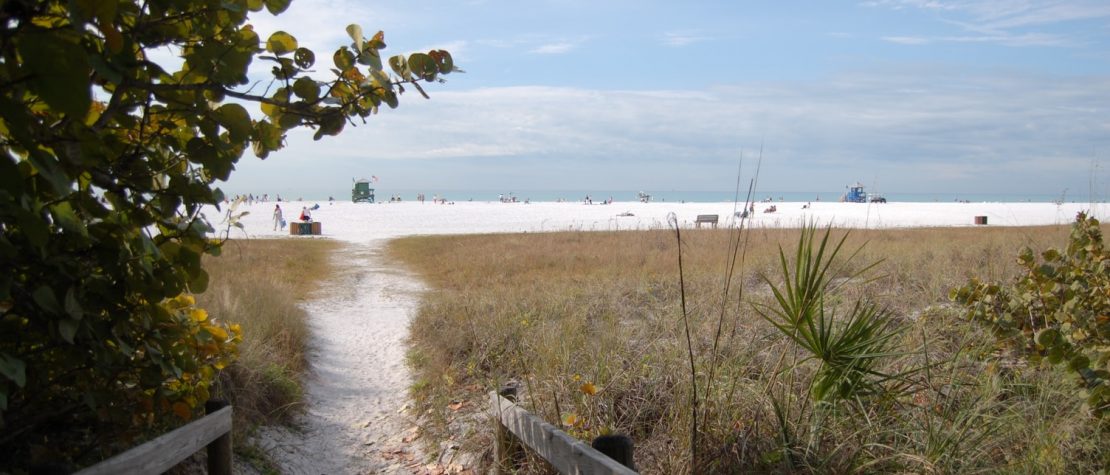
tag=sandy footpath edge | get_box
[247,240,435,474]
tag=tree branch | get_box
[409,79,430,99]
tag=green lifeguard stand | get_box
[352,178,375,203]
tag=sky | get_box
[218,0,1110,198]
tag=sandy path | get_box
[254,240,428,474]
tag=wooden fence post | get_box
[493,383,522,474]
[204,399,232,475]
[591,435,636,471]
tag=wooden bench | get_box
[695,214,719,228]
[289,221,322,235]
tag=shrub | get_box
[952,212,1110,416]
[0,0,454,468]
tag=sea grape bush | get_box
[0,0,454,466]
[952,212,1110,416]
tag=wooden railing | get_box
[490,388,637,474]
[75,400,232,475]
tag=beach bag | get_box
[281,218,286,229]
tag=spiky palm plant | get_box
[756,224,901,404]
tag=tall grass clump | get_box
[392,224,1109,473]
[196,238,338,437]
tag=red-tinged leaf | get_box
[370,30,386,49]
[172,401,192,420]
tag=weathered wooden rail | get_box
[490,388,637,474]
[75,400,233,475]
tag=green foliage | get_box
[755,225,899,404]
[0,0,455,467]
[751,225,911,470]
[952,212,1110,416]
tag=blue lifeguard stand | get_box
[843,182,867,203]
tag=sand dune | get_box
[218,199,1098,473]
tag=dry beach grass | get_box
[195,238,338,440]
[391,224,1109,473]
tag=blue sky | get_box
[222,0,1110,198]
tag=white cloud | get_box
[530,42,577,54]
[474,38,518,49]
[962,32,1070,46]
[227,70,1110,194]
[882,36,932,44]
[867,0,1110,47]
[662,31,709,47]
[476,34,589,55]
[883,32,1070,46]
[962,1,1110,30]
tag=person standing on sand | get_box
[273,204,283,230]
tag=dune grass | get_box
[390,224,1109,473]
[195,238,338,441]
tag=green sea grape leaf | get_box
[334,48,355,71]
[266,31,297,56]
[408,53,434,80]
[17,28,91,117]
[215,104,252,142]
[346,24,363,52]
[388,55,410,80]
[0,353,26,387]
[294,48,315,69]
[292,77,320,100]
[59,318,79,343]
[264,0,291,14]
[64,287,83,319]
[33,286,61,314]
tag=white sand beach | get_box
[225,199,1099,242]
[218,199,1098,473]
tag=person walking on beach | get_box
[273,204,284,231]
